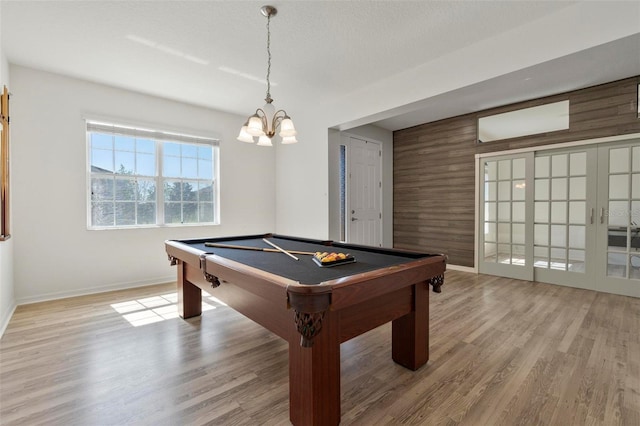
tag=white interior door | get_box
[478,153,534,281]
[596,141,640,297]
[478,141,640,298]
[532,148,598,290]
[347,137,382,246]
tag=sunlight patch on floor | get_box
[110,291,221,327]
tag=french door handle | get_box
[590,208,594,224]
[600,207,605,224]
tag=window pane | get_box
[535,156,549,178]
[570,152,587,175]
[115,151,135,174]
[182,158,198,179]
[609,175,629,200]
[498,181,511,201]
[498,223,510,243]
[115,202,135,225]
[91,133,112,150]
[137,139,155,154]
[199,203,214,222]
[551,225,567,247]
[551,202,567,223]
[568,249,585,273]
[164,142,181,157]
[182,144,198,158]
[164,180,182,201]
[633,174,640,199]
[513,181,525,201]
[569,177,586,200]
[198,182,213,202]
[550,248,566,270]
[512,202,525,222]
[198,145,213,160]
[512,223,525,244]
[183,202,198,223]
[163,156,181,178]
[485,161,497,181]
[534,246,548,268]
[198,159,212,179]
[91,148,114,173]
[485,222,496,242]
[535,201,549,223]
[498,160,511,180]
[137,179,156,203]
[498,202,511,221]
[182,182,197,201]
[610,148,629,174]
[115,178,136,200]
[535,179,549,200]
[484,243,497,262]
[92,202,114,226]
[552,154,567,177]
[608,252,626,277]
[137,202,156,224]
[569,201,586,225]
[136,152,155,176]
[609,201,628,227]
[486,202,496,221]
[512,158,525,179]
[534,224,549,246]
[165,202,182,223]
[569,225,585,249]
[91,177,114,200]
[114,135,135,151]
[551,178,567,200]
[486,182,497,201]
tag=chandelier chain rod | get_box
[265,13,272,103]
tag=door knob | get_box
[351,217,358,221]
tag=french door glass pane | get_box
[534,151,587,272]
[535,179,549,200]
[483,157,527,266]
[570,152,587,175]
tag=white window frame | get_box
[86,120,220,229]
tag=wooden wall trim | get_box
[393,76,640,267]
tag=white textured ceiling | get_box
[2,1,639,131]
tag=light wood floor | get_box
[1,270,639,425]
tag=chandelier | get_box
[237,5,297,146]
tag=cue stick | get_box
[204,242,314,256]
[262,238,300,261]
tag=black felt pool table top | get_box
[173,234,437,285]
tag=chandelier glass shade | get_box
[237,5,297,146]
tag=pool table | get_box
[165,233,446,426]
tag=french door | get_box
[479,139,640,298]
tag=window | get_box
[87,121,218,229]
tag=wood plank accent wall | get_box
[393,76,640,267]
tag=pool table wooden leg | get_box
[391,281,429,370]
[288,311,341,426]
[177,260,202,319]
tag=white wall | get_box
[11,65,275,304]
[0,0,16,335]
[274,2,640,242]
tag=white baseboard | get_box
[446,264,476,273]
[0,301,17,339]
[15,275,176,306]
